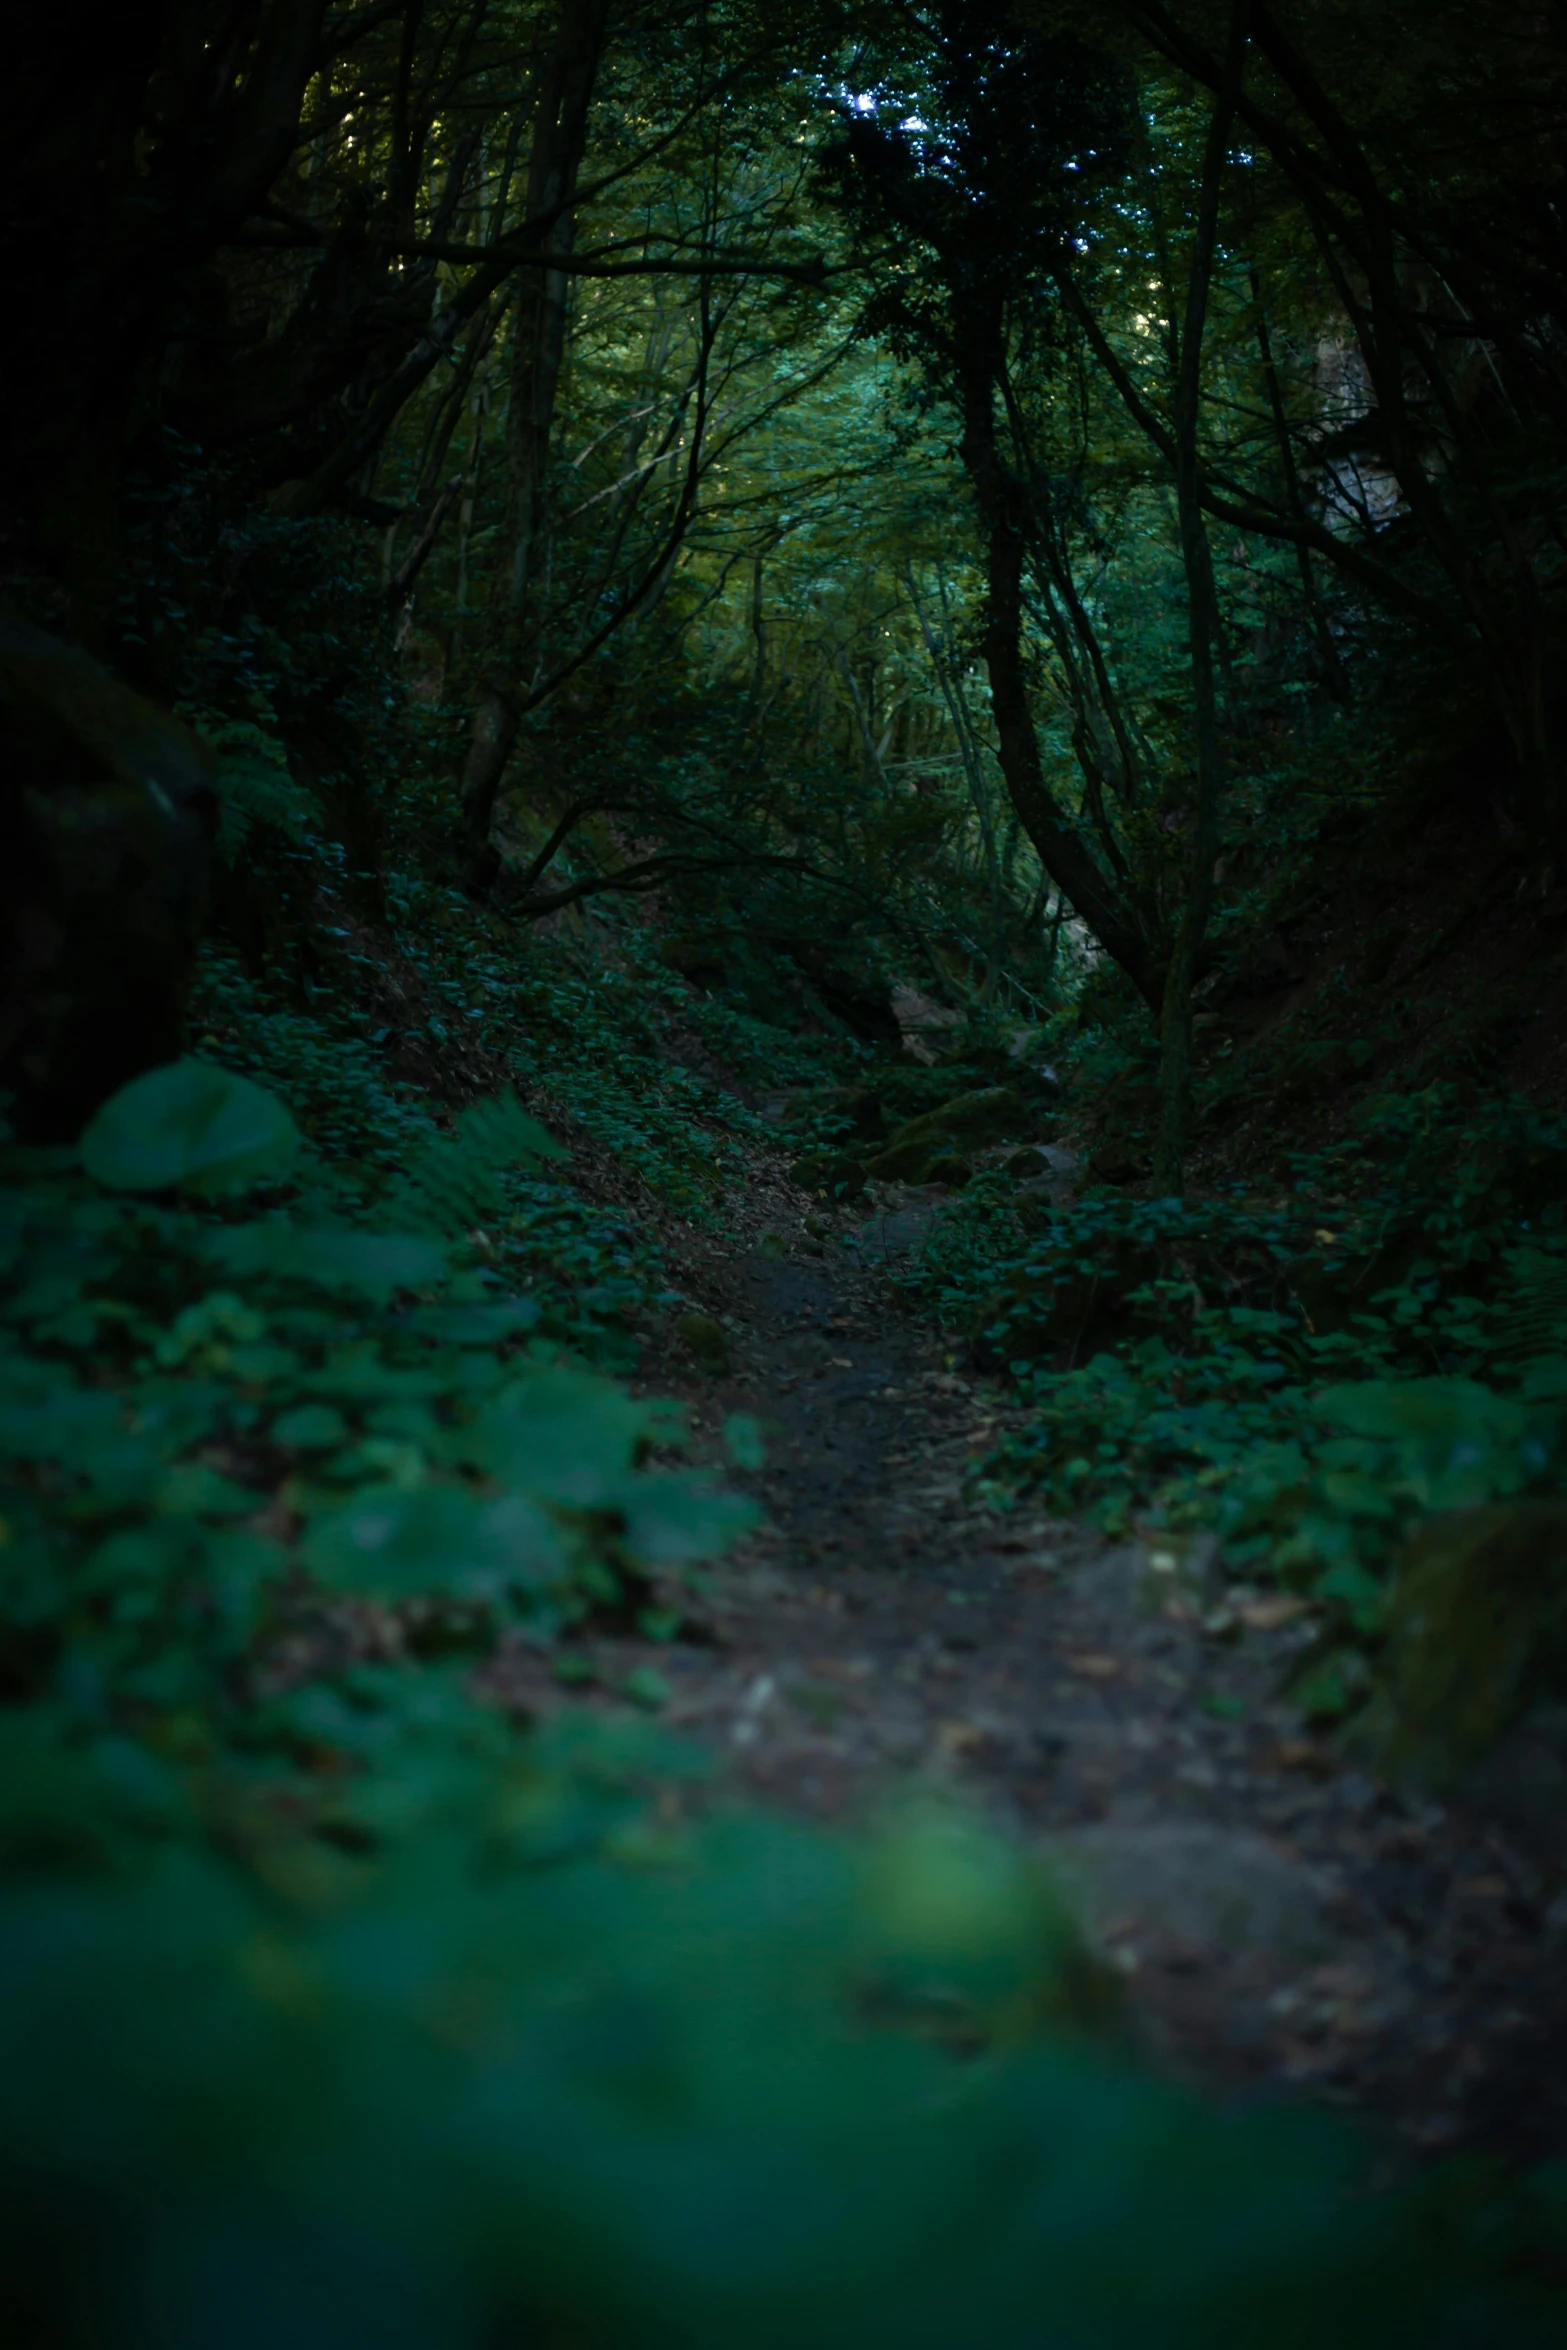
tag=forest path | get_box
[492,1194,1566,2165]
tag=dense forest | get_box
[5,2,1567,2340]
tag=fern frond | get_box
[183,711,320,862]
[399,1089,566,1236]
[1493,1249,1567,1362]
[455,1091,566,1172]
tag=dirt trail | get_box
[493,1187,1567,2165]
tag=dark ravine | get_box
[490,1167,1567,2167]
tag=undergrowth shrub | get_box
[905,1089,1567,1743]
[2,1067,1564,2346]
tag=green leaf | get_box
[272,1404,350,1450]
[1315,1377,1526,1448]
[154,1462,256,1518]
[303,1484,563,1601]
[724,1412,767,1470]
[205,1223,447,1302]
[1292,1647,1373,1722]
[397,1090,567,1235]
[457,1366,656,1504]
[1315,1561,1389,1635]
[455,1089,566,1167]
[80,1062,299,1197]
[617,1472,758,1564]
[621,1665,671,1710]
[407,1300,539,1345]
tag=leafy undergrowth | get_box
[192,859,840,1222]
[4,1058,1565,2340]
[907,1084,1567,1761]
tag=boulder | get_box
[861,1138,938,1183]
[890,982,962,1063]
[1369,1501,1567,1785]
[887,1083,1023,1151]
[1042,1822,1342,1968]
[676,1311,731,1375]
[788,1152,867,1201]
[862,1085,1024,1182]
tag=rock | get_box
[1040,1822,1342,1966]
[890,983,963,1063]
[676,1311,731,1374]
[862,1085,1025,1183]
[1370,1502,1567,1784]
[788,1151,867,1200]
[861,1139,936,1183]
[1029,1144,1085,1206]
[888,1083,1024,1152]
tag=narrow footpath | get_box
[491,1170,1567,2167]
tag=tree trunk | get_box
[954,328,1166,1009]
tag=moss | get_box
[862,1085,1028,1185]
[861,1139,935,1183]
[1370,1502,1567,1784]
[885,1084,1024,1151]
[676,1311,731,1375]
[788,1151,867,1199]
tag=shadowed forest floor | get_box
[485,1148,1567,2170]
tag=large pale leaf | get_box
[304,1484,564,1602]
[455,1366,657,1505]
[80,1061,299,1197]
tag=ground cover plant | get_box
[904,1081,1567,1763]
[3,1057,1565,2345]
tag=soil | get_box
[486,1160,1567,2172]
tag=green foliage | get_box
[0,1070,746,1744]
[909,1093,1567,1748]
[8,1706,1560,2350]
[13,1061,1563,2343]
[1492,1249,1567,1365]
[182,707,320,861]
[396,1088,567,1237]
[79,1059,301,1196]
